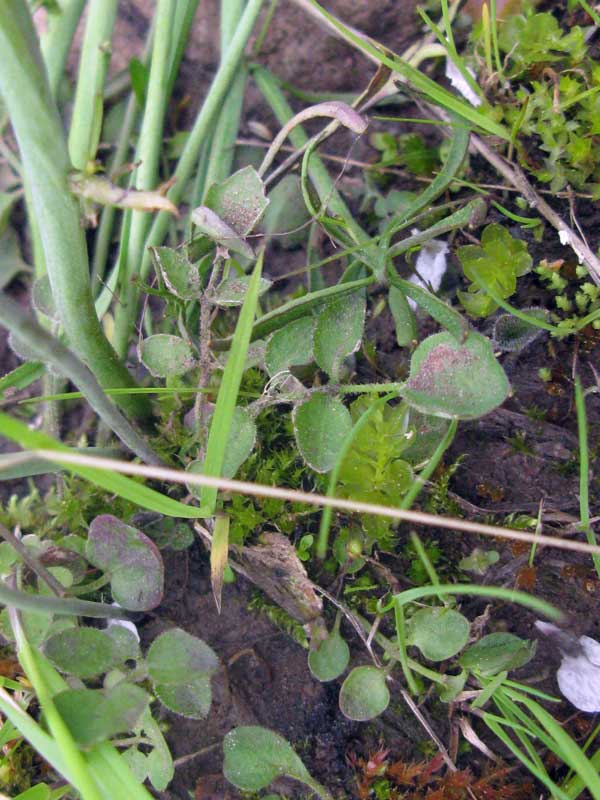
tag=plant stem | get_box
[113,0,264,348]
[40,0,86,99]
[114,0,175,358]
[0,1,150,420]
[0,294,162,465]
[574,374,600,578]
[67,0,118,171]
[400,418,458,510]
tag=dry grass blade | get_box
[210,514,229,614]
[5,449,600,557]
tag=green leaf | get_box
[13,786,51,800]
[261,174,310,248]
[153,674,213,719]
[388,286,417,347]
[223,726,312,792]
[339,666,390,721]
[213,275,272,307]
[141,334,196,378]
[293,393,352,473]
[31,275,58,322]
[265,316,315,376]
[204,165,269,236]
[54,684,149,747]
[387,271,467,342]
[148,628,219,718]
[44,627,118,678]
[0,361,44,397]
[150,246,202,300]
[407,607,470,661]
[493,310,547,352]
[201,256,263,513]
[457,223,532,318]
[147,628,219,686]
[308,629,350,682]
[313,290,366,380]
[191,206,255,259]
[188,406,257,492]
[459,633,537,676]
[459,547,500,574]
[86,515,164,611]
[404,331,510,419]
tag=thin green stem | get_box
[0,1,150,420]
[114,0,176,358]
[575,374,600,578]
[67,0,118,170]
[40,0,86,99]
[400,418,458,510]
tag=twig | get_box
[10,449,600,557]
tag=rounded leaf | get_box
[404,331,510,419]
[407,607,470,661]
[223,726,310,792]
[313,291,366,380]
[147,628,219,685]
[293,393,352,473]
[339,666,390,721]
[87,515,164,611]
[44,627,117,678]
[141,334,195,378]
[308,629,350,682]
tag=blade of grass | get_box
[0,361,44,397]
[0,294,161,464]
[0,1,150,420]
[0,413,209,519]
[201,252,263,514]
[300,0,510,140]
[574,374,600,578]
[389,584,562,621]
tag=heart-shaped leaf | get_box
[407,607,470,661]
[86,515,164,611]
[54,684,149,746]
[205,165,269,236]
[153,674,213,719]
[44,627,118,678]
[265,316,315,376]
[223,726,312,792]
[339,666,390,721]
[150,246,201,300]
[313,290,366,380]
[293,393,352,473]
[141,334,195,378]
[404,331,510,419]
[308,629,350,682]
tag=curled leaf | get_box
[69,175,178,216]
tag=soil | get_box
[4,2,600,799]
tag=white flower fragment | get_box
[535,621,600,712]
[407,236,449,309]
[445,58,482,107]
